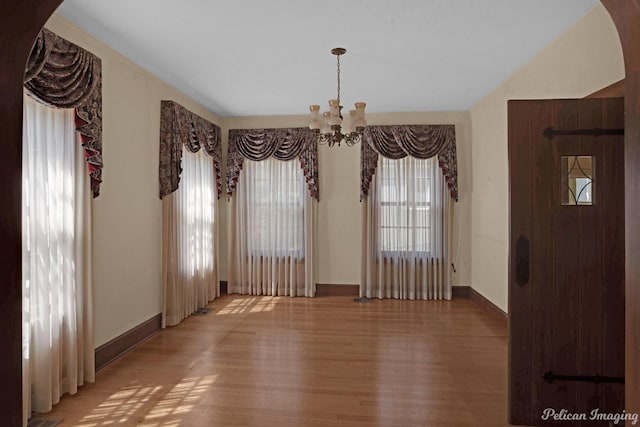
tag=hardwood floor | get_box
[38,295,512,426]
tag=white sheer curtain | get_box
[361,155,452,300]
[22,95,94,421]
[228,157,315,296]
[162,148,219,327]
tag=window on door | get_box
[561,155,594,205]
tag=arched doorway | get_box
[600,0,640,421]
[0,2,64,424]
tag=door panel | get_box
[508,98,625,426]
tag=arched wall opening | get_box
[0,1,637,425]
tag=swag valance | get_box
[24,28,103,197]
[159,100,222,198]
[361,125,458,201]
[227,128,318,200]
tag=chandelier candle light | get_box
[309,47,366,147]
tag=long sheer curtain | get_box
[361,155,452,299]
[162,148,219,327]
[22,95,95,420]
[228,158,315,296]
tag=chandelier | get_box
[309,47,367,147]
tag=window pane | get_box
[377,156,433,253]
[244,158,305,255]
[561,155,594,206]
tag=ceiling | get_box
[55,0,601,117]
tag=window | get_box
[22,95,94,416]
[176,149,216,276]
[229,155,314,297]
[244,158,305,256]
[377,156,434,254]
[561,155,594,205]
[163,147,219,327]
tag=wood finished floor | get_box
[38,295,512,426]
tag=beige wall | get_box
[469,4,624,312]
[224,112,473,287]
[46,14,222,347]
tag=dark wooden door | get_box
[508,98,625,426]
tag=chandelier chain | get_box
[336,53,341,103]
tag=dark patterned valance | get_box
[24,28,103,197]
[361,125,458,201]
[227,128,318,200]
[159,100,222,198]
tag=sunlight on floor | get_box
[73,375,217,426]
[215,296,279,315]
[249,297,279,313]
[143,375,217,424]
[74,385,163,426]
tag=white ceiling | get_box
[55,0,600,117]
